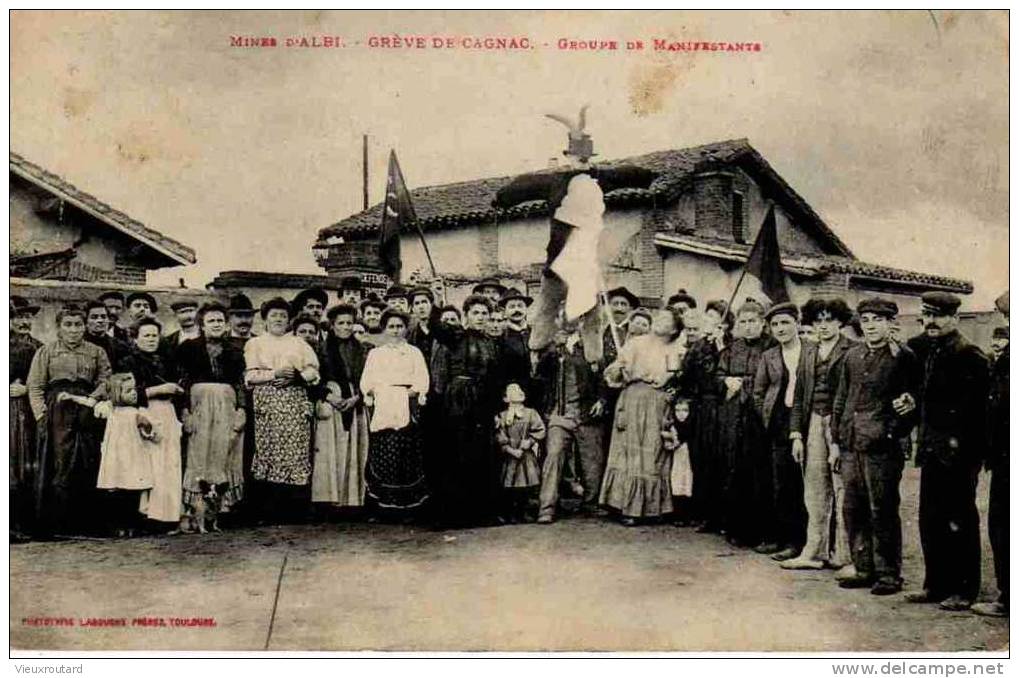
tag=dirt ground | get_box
[10,466,1008,652]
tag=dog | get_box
[183,480,230,534]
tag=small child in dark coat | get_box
[662,397,693,526]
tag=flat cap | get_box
[408,286,434,303]
[384,285,409,300]
[170,299,199,312]
[921,291,961,315]
[857,297,899,319]
[764,301,799,322]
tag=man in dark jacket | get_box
[499,287,535,390]
[753,302,813,561]
[903,292,991,610]
[534,315,607,523]
[973,290,1008,618]
[831,297,919,595]
[783,297,855,572]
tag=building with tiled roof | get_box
[10,151,196,284]
[313,138,970,314]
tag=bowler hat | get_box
[339,275,364,292]
[472,278,506,296]
[857,297,899,319]
[605,286,640,309]
[921,291,961,315]
[125,292,158,313]
[227,293,255,315]
[498,287,533,307]
[10,295,40,316]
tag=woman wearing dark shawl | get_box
[428,284,507,527]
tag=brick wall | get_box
[638,209,665,298]
[693,171,735,241]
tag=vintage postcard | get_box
[8,9,1009,658]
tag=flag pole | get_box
[724,265,750,320]
[391,149,438,280]
[597,272,622,358]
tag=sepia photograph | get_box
[7,9,1010,660]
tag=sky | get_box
[9,10,1009,308]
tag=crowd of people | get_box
[8,274,1009,619]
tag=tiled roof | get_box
[654,233,972,294]
[10,152,196,266]
[317,138,854,257]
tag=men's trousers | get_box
[840,442,904,581]
[539,415,604,519]
[919,460,981,600]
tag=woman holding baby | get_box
[600,307,686,525]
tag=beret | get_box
[857,297,899,318]
[921,291,961,315]
[764,301,799,322]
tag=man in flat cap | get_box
[901,292,990,610]
[339,275,365,308]
[831,297,919,595]
[161,300,201,349]
[973,291,1009,618]
[752,302,812,560]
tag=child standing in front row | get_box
[495,383,546,523]
[662,397,693,526]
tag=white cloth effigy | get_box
[551,173,605,321]
[359,342,430,432]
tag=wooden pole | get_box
[362,134,369,211]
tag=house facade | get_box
[10,152,202,342]
[312,139,972,316]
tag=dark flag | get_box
[379,150,418,280]
[741,205,790,305]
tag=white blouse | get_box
[243,333,320,386]
[359,341,430,432]
[605,334,686,388]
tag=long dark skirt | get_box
[689,395,721,525]
[35,381,102,536]
[10,395,37,537]
[718,394,770,545]
[434,376,500,527]
[366,426,429,509]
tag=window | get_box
[732,192,746,244]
